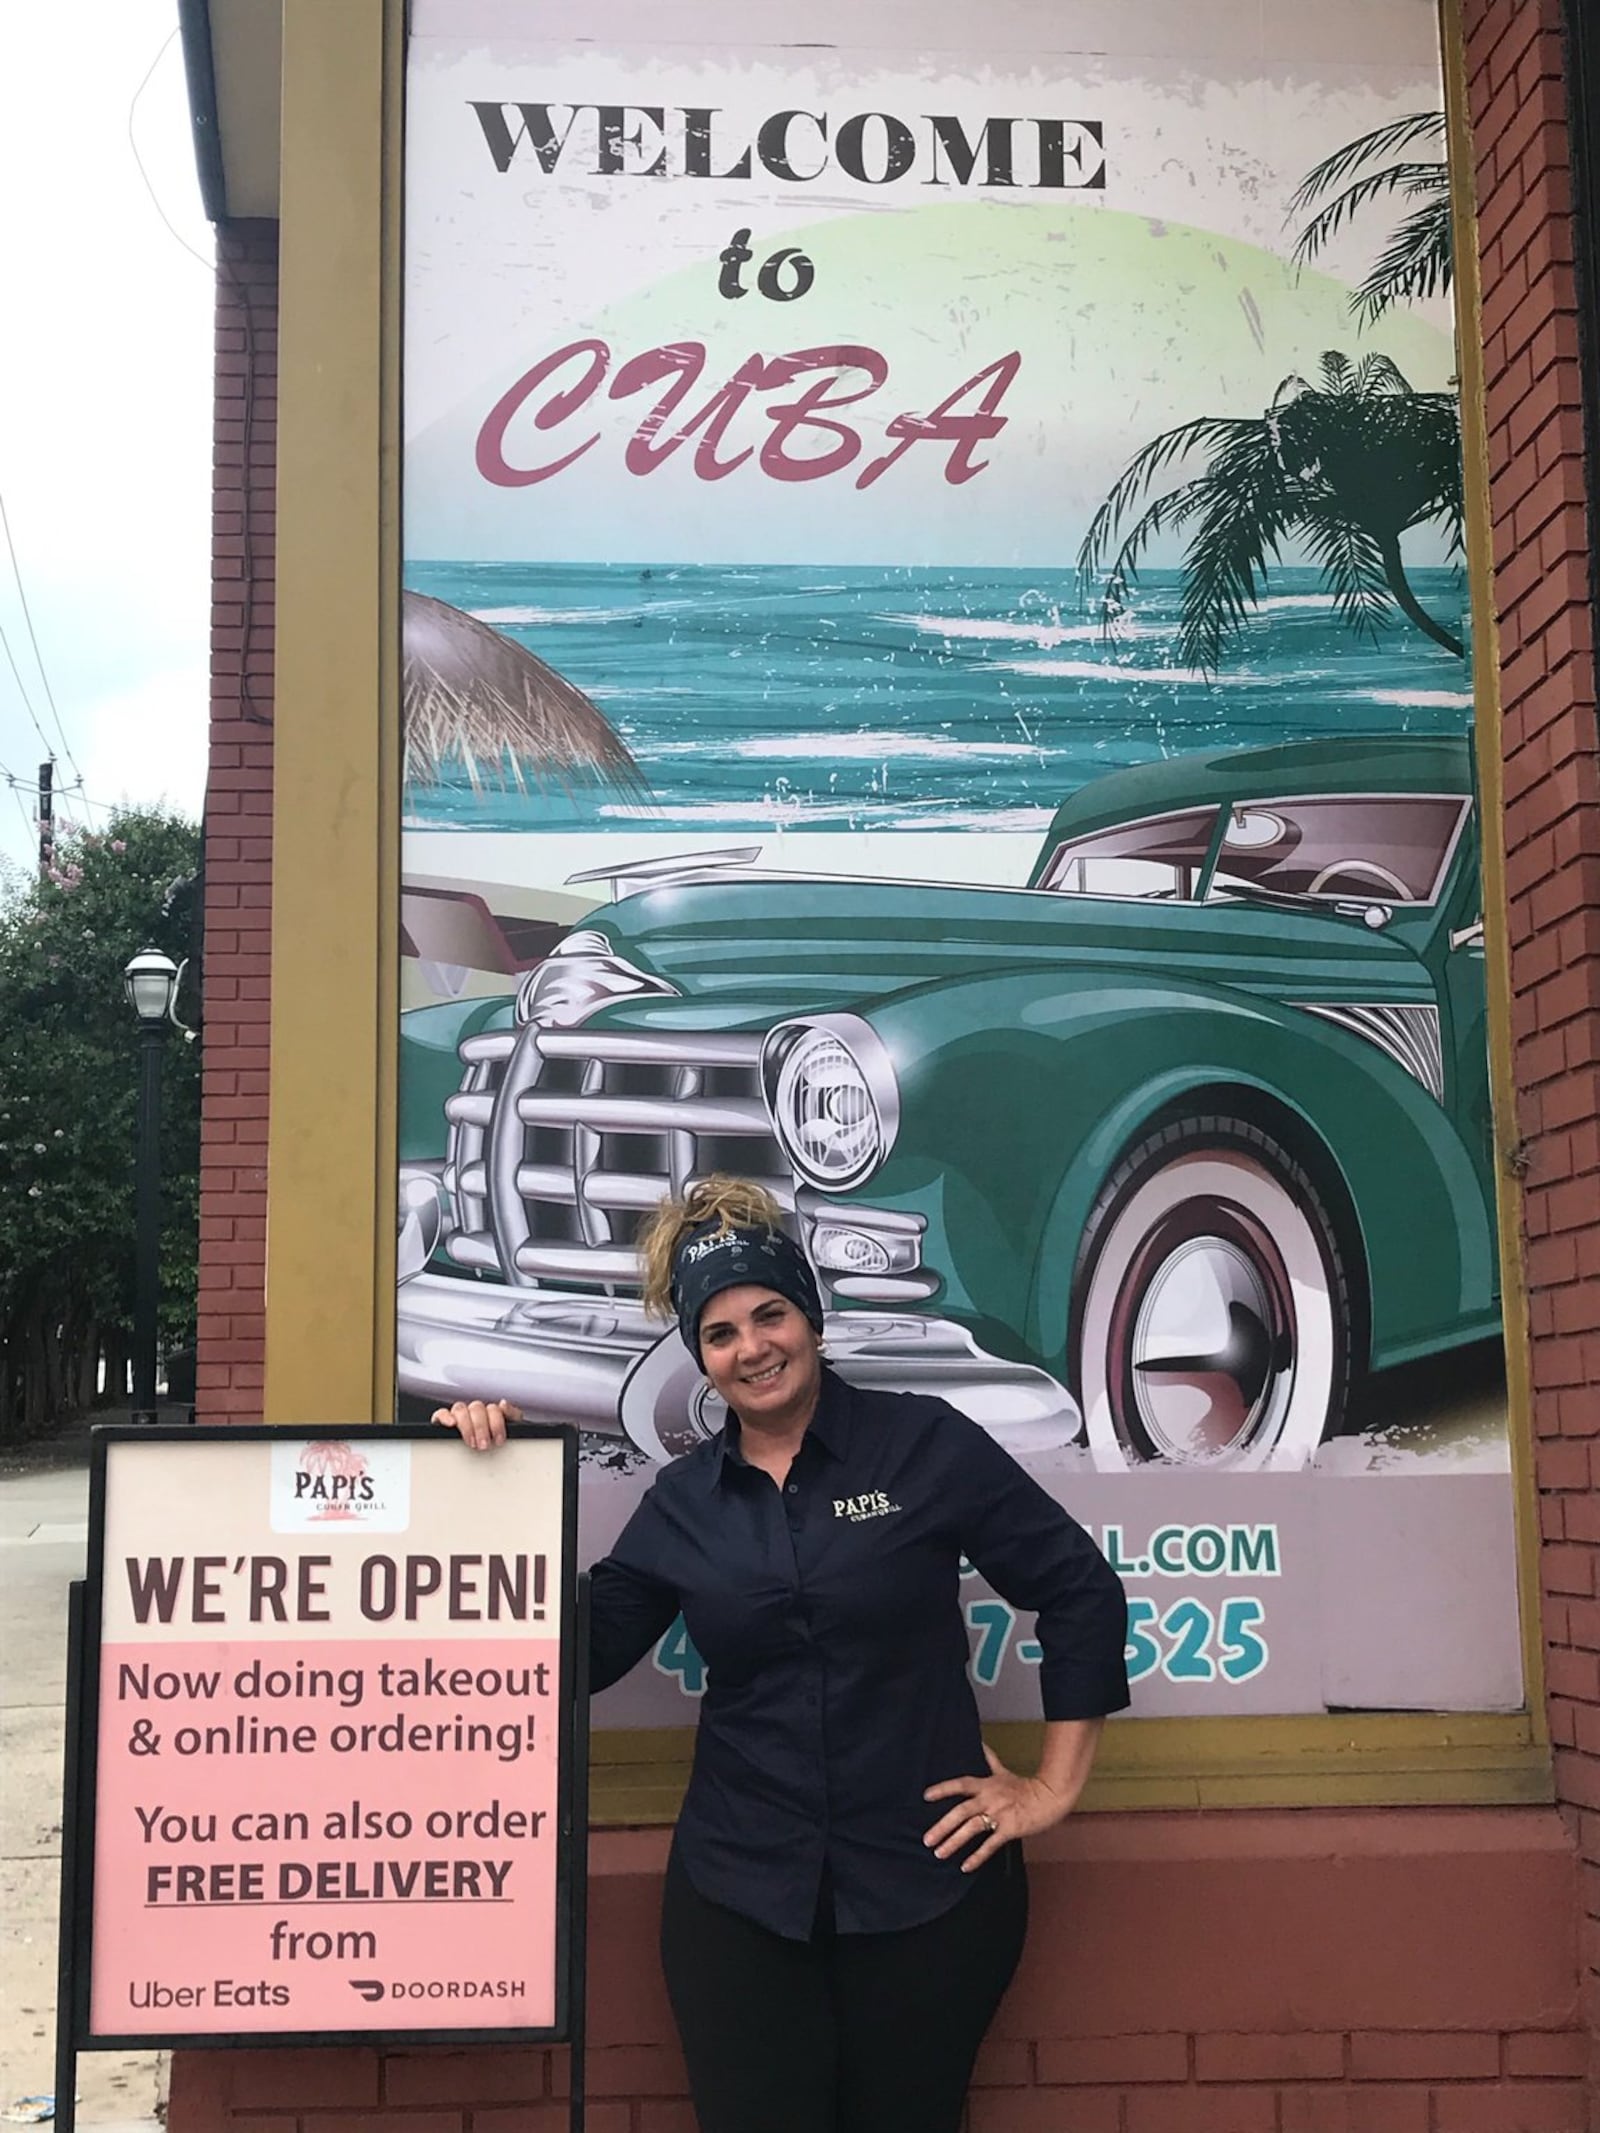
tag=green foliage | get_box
[0,808,201,1434]
[1076,351,1465,672]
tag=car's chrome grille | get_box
[442,1024,790,1290]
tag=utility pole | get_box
[37,757,52,878]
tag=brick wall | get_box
[164,2034,1593,2133]
[196,220,276,1425]
[169,1812,1584,2133]
[1463,0,1600,2050]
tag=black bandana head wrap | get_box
[670,1220,824,1362]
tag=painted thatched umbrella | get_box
[402,590,649,800]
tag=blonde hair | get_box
[638,1174,787,1318]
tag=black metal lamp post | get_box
[123,949,179,1425]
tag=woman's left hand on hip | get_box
[922,1744,1069,1871]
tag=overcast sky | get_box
[0,1,211,878]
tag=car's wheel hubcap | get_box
[1116,1221,1293,1461]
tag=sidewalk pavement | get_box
[1,1414,174,2131]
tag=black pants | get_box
[659,1847,1028,2133]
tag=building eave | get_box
[178,0,283,222]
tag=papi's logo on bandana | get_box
[270,1439,412,1532]
[682,1230,745,1266]
[833,1490,901,1524]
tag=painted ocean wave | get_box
[1368,689,1475,708]
[713,732,1046,761]
[993,657,1269,687]
[403,559,1473,835]
[879,612,1172,648]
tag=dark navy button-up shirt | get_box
[588,1369,1129,1940]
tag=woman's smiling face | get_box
[697,1284,822,1429]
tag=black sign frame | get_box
[55,1423,590,2131]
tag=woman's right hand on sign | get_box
[431,1397,522,1451]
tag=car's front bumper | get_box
[396,1272,1080,1454]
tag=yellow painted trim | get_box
[372,0,404,1418]
[265,0,402,1427]
[1441,0,1548,1739]
[591,1712,1551,1825]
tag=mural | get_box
[400,0,1523,1719]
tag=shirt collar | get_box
[709,1364,854,1488]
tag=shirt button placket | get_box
[784,1477,824,1720]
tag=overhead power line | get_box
[128,29,214,277]
[0,615,58,763]
[7,783,34,847]
[0,488,82,781]
[2,768,119,820]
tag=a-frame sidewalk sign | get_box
[55,1423,590,2133]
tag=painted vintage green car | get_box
[396,735,1498,1469]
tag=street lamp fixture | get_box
[124,949,178,1424]
[124,947,180,1024]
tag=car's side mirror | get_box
[1449,919,1486,952]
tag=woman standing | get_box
[436,1175,1129,2133]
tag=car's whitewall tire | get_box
[1074,1116,1351,1471]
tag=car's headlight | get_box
[761,1015,899,1190]
[516,929,677,1028]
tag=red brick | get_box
[303,2119,459,2133]
[1280,2090,1429,2133]
[1036,2034,1188,2084]
[472,2111,627,2133]
[1350,2033,1500,2081]
[1502,2032,1590,2078]
[1556,1744,1600,1811]
[970,2039,1032,2087]
[382,2051,548,2106]
[1537,1439,1594,1493]
[636,2106,701,2133]
[552,2044,685,2097]
[1428,2081,1589,2132]
[229,2050,381,2108]
[1195,2032,1343,2081]
[1541,1543,1596,1597]
[1124,2087,1278,2133]
[972,2092,1120,2133]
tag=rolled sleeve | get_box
[953,1421,1131,1719]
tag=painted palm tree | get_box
[1291,112,1451,323]
[1077,352,1464,670]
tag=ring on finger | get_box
[979,1812,997,1833]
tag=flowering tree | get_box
[0,808,200,1437]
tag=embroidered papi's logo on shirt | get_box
[833,1489,901,1524]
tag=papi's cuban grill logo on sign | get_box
[269,1440,413,1533]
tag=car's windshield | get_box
[1038,807,1218,900]
[1207,794,1469,906]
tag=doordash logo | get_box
[270,1439,412,1533]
